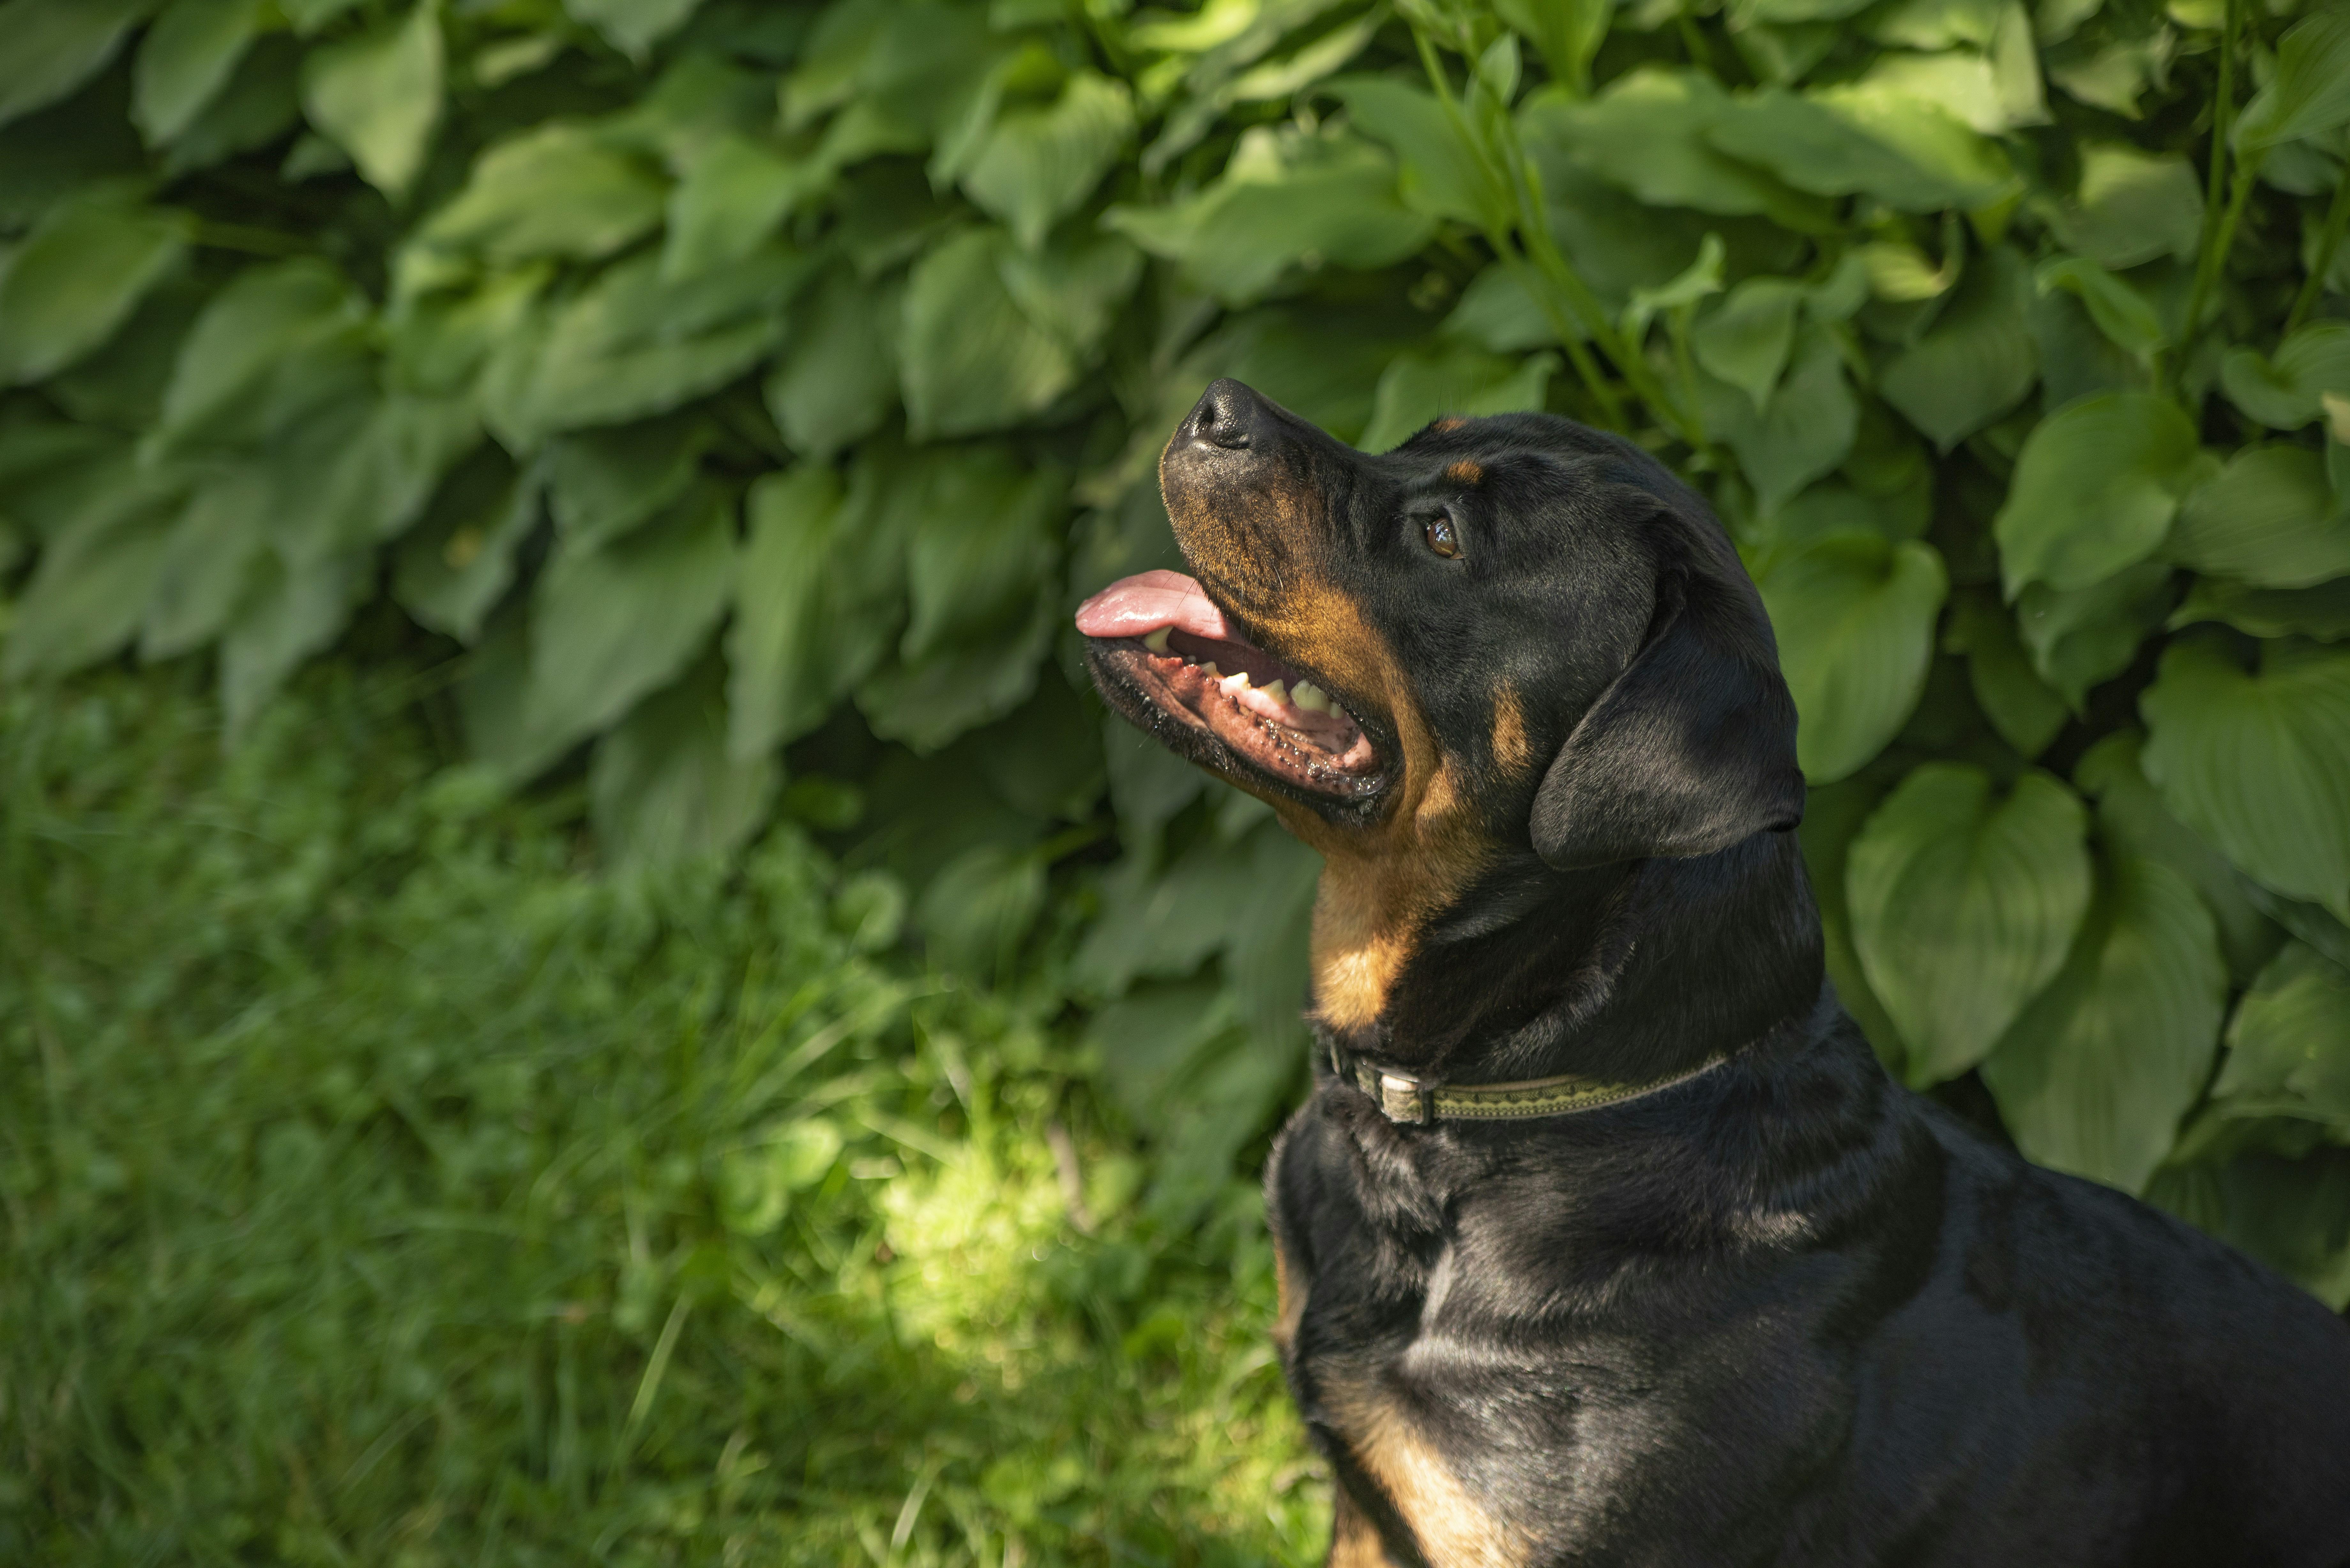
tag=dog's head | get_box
[1078,378,1804,1034]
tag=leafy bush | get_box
[0,667,1319,1563]
[2,0,2349,1296]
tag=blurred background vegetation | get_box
[3,0,2350,1559]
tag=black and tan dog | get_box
[1074,379,2350,1566]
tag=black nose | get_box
[1183,377,1270,452]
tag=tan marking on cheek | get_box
[1272,1231,1308,1357]
[1490,686,1531,777]
[1328,1489,1397,1568]
[1327,1384,1532,1568]
[1444,459,1482,485]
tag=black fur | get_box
[1090,380,2350,1566]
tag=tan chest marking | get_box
[1325,1383,1533,1568]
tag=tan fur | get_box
[1273,1231,1307,1357]
[1328,1489,1397,1568]
[1327,1383,1533,1567]
[1490,686,1531,777]
[1430,416,1468,432]
[1444,459,1483,485]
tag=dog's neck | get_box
[1314,830,1825,1089]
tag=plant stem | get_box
[2175,0,2242,397]
[2285,162,2350,335]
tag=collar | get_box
[1328,1039,1731,1125]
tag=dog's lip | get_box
[1077,570,1383,799]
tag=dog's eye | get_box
[1424,512,1462,559]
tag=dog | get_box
[1074,379,2350,1566]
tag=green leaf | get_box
[1105,124,1436,306]
[519,484,736,777]
[419,124,667,263]
[1,465,184,678]
[219,545,365,737]
[1980,846,2224,1192]
[1992,391,2208,597]
[392,447,541,644]
[1075,832,1266,997]
[565,0,707,61]
[1692,277,1802,412]
[2140,637,2350,924]
[1799,767,1911,1065]
[1699,323,1857,513]
[726,464,845,759]
[661,133,814,282]
[133,0,264,146]
[1522,67,1825,222]
[1493,0,1614,93]
[2171,577,2350,644]
[1879,244,2037,450]
[545,414,706,551]
[898,225,1078,439]
[2232,7,2350,155]
[2218,322,2350,432]
[1355,344,1557,454]
[916,840,1050,978]
[898,453,1063,664]
[1944,590,2068,757]
[2033,254,2164,363]
[590,658,776,870]
[151,258,365,452]
[763,265,898,459]
[962,71,1134,251]
[857,596,1053,751]
[2013,562,2171,710]
[2051,141,2202,269]
[0,0,154,132]
[1329,75,1510,231]
[1758,534,1949,782]
[1848,763,2093,1086]
[995,233,1142,361]
[2167,445,2350,590]
[1708,84,2014,212]
[140,464,269,660]
[1446,264,1563,352]
[299,0,443,198]
[0,195,188,385]
[2075,729,2283,986]
[2214,943,2350,1134]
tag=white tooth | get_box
[1220,670,1252,695]
[1292,681,1329,713]
[1261,679,1287,704]
[1200,661,1220,678]
[1142,627,1171,653]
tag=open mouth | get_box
[1076,569,1382,800]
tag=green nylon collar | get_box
[1328,1043,1730,1125]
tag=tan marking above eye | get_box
[1443,459,1482,484]
[1431,416,1467,432]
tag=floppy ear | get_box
[1529,567,1805,871]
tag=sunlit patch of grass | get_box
[0,665,1326,1566]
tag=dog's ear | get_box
[1529,565,1805,871]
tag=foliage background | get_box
[5,0,2350,1555]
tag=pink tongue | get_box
[1074,569,1237,643]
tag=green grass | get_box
[0,666,1324,1566]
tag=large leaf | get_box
[392,447,541,644]
[898,226,1078,439]
[1692,277,1802,413]
[140,463,269,660]
[1105,124,1434,305]
[2213,943,2350,1135]
[898,454,1062,664]
[2171,577,2350,644]
[1944,590,2068,757]
[0,195,188,385]
[1981,846,2225,1192]
[545,414,706,551]
[590,658,776,870]
[1494,0,1615,93]
[1992,391,2209,597]
[1757,534,1949,782]
[1521,68,1823,223]
[218,545,365,736]
[763,265,898,458]
[2231,7,2350,155]
[566,0,708,61]
[418,123,667,263]
[662,133,813,282]
[2140,637,2350,924]
[151,257,365,452]
[1708,84,2013,212]
[1879,243,2037,450]
[2218,322,2350,432]
[1355,344,1555,453]
[518,483,736,776]
[299,0,442,197]
[1699,323,1857,512]
[1,465,184,678]
[727,464,845,759]
[0,0,154,131]
[2051,141,2202,270]
[962,71,1134,251]
[1330,75,1511,231]
[2013,562,2171,711]
[2166,445,2350,590]
[1848,763,2093,1086]
[133,0,264,145]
